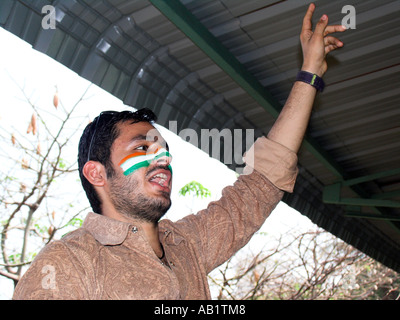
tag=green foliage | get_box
[58,158,67,169]
[66,217,83,228]
[179,181,211,199]
[7,253,21,265]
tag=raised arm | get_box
[170,4,348,275]
[267,3,346,153]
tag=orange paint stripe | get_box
[118,151,146,166]
[117,147,164,166]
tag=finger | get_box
[324,24,347,36]
[301,3,316,34]
[324,38,344,55]
[324,36,344,48]
[313,14,330,38]
[325,44,340,55]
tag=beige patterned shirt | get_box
[13,137,298,299]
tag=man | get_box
[13,4,346,299]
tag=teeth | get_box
[152,173,167,179]
[149,172,168,187]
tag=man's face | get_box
[107,121,172,223]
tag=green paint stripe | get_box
[123,160,173,176]
[123,161,149,176]
[153,151,171,162]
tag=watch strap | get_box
[296,71,325,92]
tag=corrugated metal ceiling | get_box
[1,0,399,271]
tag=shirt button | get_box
[169,261,175,266]
[131,226,138,233]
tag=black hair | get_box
[77,108,157,214]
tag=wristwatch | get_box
[296,71,325,92]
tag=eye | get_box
[135,145,148,151]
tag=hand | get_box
[300,3,346,77]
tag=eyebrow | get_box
[129,134,170,151]
[130,134,148,143]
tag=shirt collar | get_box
[82,212,185,247]
[83,212,132,246]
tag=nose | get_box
[156,150,172,166]
[149,145,172,167]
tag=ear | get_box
[82,161,107,187]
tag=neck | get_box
[140,221,164,259]
[101,203,163,258]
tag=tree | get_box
[177,181,399,300]
[178,180,212,213]
[208,228,399,300]
[0,84,91,287]
[179,180,211,199]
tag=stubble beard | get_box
[108,171,171,224]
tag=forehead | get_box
[113,121,165,148]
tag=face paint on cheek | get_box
[118,148,172,176]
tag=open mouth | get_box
[148,168,172,190]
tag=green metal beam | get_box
[323,182,400,208]
[323,183,341,204]
[372,189,400,200]
[337,198,400,208]
[150,0,281,116]
[324,166,400,207]
[345,212,400,222]
[342,168,400,187]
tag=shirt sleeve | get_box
[173,137,298,274]
[242,136,298,193]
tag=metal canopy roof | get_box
[1,0,399,272]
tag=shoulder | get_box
[13,227,98,300]
[35,227,97,260]
[58,227,99,251]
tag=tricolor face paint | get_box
[118,147,172,176]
